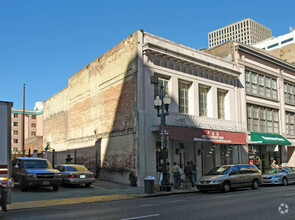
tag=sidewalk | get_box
[7,180,199,210]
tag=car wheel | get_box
[283,177,288,186]
[222,181,231,193]
[252,179,259,189]
[85,183,92,188]
[53,184,59,191]
[20,178,28,192]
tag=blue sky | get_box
[1,0,294,110]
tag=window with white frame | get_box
[247,104,279,133]
[179,81,190,114]
[217,89,227,119]
[154,75,169,99]
[199,85,210,117]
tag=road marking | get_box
[166,199,185,203]
[120,214,160,220]
[140,204,154,207]
[285,192,295,196]
[91,185,104,189]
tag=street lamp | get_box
[154,82,171,192]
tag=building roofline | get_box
[235,43,295,72]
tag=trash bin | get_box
[144,176,155,194]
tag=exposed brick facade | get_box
[44,33,138,184]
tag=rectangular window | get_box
[267,109,273,133]
[13,130,18,135]
[199,85,209,116]
[245,70,251,93]
[13,122,18,127]
[245,70,277,100]
[247,104,279,133]
[31,131,36,136]
[286,112,295,136]
[247,105,252,131]
[218,90,227,119]
[260,108,266,132]
[13,113,18,118]
[13,139,18,144]
[281,38,293,44]
[268,43,279,49]
[258,75,264,96]
[272,79,277,99]
[31,123,36,128]
[253,106,259,132]
[284,83,295,104]
[251,73,258,95]
[265,77,271,98]
[179,81,190,114]
[32,115,36,119]
[154,76,169,99]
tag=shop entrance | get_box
[248,145,282,174]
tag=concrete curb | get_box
[7,189,199,211]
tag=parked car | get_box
[56,164,95,187]
[262,167,295,186]
[197,164,262,193]
[12,157,62,191]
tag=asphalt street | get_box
[1,184,295,220]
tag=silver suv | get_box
[197,164,261,192]
[12,157,62,191]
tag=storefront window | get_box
[249,145,281,174]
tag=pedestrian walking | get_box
[184,162,194,188]
[191,161,197,185]
[172,162,182,188]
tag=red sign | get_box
[193,129,246,145]
[162,126,246,145]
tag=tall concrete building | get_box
[253,29,295,65]
[11,102,44,156]
[208,18,271,48]
[253,28,295,51]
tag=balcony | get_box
[152,112,246,133]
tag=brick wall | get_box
[43,32,139,184]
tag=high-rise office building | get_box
[208,18,271,48]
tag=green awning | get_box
[251,132,291,145]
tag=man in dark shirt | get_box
[184,162,194,188]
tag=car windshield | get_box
[206,166,231,175]
[267,168,286,174]
[66,166,88,172]
[23,160,52,169]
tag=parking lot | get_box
[11,180,142,203]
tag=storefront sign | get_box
[251,132,291,145]
[155,126,246,145]
[193,129,246,145]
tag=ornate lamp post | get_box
[154,82,171,191]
